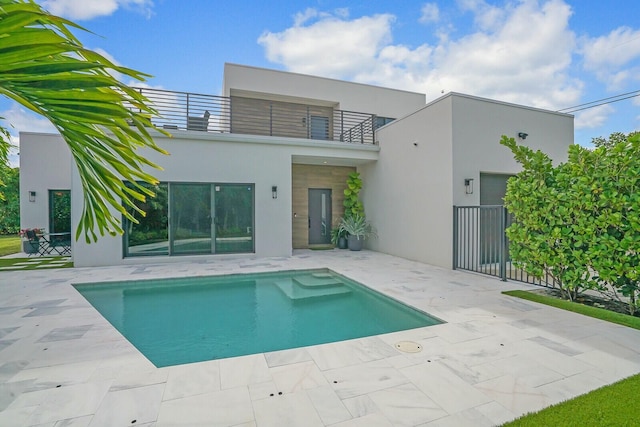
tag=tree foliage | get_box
[591,131,639,148]
[0,0,169,242]
[0,165,19,233]
[0,124,10,200]
[501,133,640,314]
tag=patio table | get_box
[41,232,71,255]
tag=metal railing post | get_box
[186,93,190,124]
[499,206,507,281]
[372,116,377,145]
[452,206,458,270]
[270,102,273,136]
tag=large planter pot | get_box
[338,236,348,249]
[347,235,364,251]
[22,240,37,254]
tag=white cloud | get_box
[419,3,440,24]
[39,0,153,20]
[580,27,640,90]
[258,12,395,79]
[457,0,505,31]
[2,104,58,167]
[574,104,615,130]
[259,0,581,110]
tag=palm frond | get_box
[0,0,170,242]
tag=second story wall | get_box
[223,63,425,120]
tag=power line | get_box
[557,89,640,114]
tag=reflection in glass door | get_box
[125,181,255,257]
[170,183,212,255]
[48,190,71,233]
[214,184,254,253]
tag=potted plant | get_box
[330,223,349,249]
[339,214,377,251]
[19,228,44,254]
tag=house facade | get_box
[19,63,573,268]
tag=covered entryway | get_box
[291,164,355,249]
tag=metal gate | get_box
[452,205,554,286]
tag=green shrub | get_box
[501,133,640,313]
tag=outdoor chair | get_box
[187,110,210,131]
[25,229,48,257]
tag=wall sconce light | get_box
[464,178,474,195]
[272,186,278,199]
[28,191,36,202]
[518,132,528,139]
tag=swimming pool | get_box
[75,269,442,367]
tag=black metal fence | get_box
[452,205,555,286]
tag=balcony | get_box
[132,87,378,145]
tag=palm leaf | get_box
[0,0,170,242]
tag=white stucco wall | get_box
[362,93,573,269]
[19,132,72,232]
[361,96,454,268]
[70,131,378,267]
[450,93,573,206]
[223,63,425,119]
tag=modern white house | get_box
[19,63,573,268]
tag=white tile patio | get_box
[0,250,639,426]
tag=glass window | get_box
[375,116,395,129]
[310,116,329,140]
[124,182,169,256]
[49,190,71,233]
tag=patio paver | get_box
[0,250,639,426]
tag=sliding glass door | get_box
[125,181,253,257]
[170,183,212,255]
[214,184,254,254]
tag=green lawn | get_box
[0,256,73,270]
[502,289,640,426]
[503,290,640,330]
[0,235,21,257]
[502,373,640,426]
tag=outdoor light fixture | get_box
[464,178,474,195]
[28,191,36,202]
[272,186,278,199]
[518,132,528,139]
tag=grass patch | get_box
[502,373,640,426]
[503,290,640,330]
[0,235,21,257]
[0,256,73,270]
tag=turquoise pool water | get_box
[75,269,442,367]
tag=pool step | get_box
[293,275,343,288]
[275,278,351,301]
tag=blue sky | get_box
[3,0,640,165]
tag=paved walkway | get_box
[0,250,639,426]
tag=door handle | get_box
[308,217,311,229]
